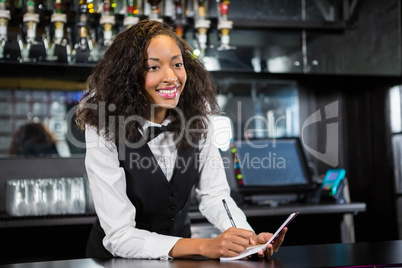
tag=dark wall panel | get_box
[306,0,401,75]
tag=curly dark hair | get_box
[76,19,219,148]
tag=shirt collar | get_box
[142,115,175,130]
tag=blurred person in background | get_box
[7,122,59,157]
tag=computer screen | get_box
[231,138,314,193]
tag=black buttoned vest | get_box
[86,141,200,259]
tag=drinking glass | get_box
[6,179,28,216]
[52,178,67,214]
[67,177,86,214]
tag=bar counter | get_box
[1,240,401,268]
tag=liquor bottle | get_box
[194,0,210,55]
[19,0,47,62]
[148,0,162,22]
[51,0,67,45]
[123,0,139,29]
[24,0,38,42]
[45,0,69,62]
[0,0,10,58]
[99,0,115,47]
[173,0,184,37]
[73,0,95,63]
[217,0,232,50]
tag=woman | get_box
[7,122,59,157]
[76,19,286,260]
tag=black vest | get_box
[86,141,200,259]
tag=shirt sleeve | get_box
[194,120,254,232]
[85,126,180,259]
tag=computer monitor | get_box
[228,138,315,195]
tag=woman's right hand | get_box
[199,227,255,259]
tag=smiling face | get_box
[144,35,187,123]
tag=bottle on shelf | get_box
[0,0,241,65]
[44,0,70,62]
[172,0,185,37]
[147,0,163,22]
[95,0,117,58]
[99,0,115,47]
[217,0,233,51]
[72,0,98,63]
[193,0,210,56]
[123,0,139,29]
[0,0,10,59]
[18,0,47,62]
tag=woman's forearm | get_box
[169,228,255,259]
[169,238,211,258]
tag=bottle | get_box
[99,0,115,47]
[123,0,139,29]
[173,0,184,37]
[147,0,162,21]
[73,0,93,63]
[0,0,10,59]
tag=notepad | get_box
[220,212,299,261]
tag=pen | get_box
[222,199,237,228]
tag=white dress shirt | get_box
[85,116,253,259]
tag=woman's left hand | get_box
[249,227,287,258]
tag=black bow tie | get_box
[145,123,173,142]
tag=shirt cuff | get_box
[142,233,181,260]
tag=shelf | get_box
[0,61,94,82]
[189,202,366,220]
[0,214,96,228]
[232,18,347,31]
[0,77,86,91]
[2,61,402,86]
[0,202,366,228]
